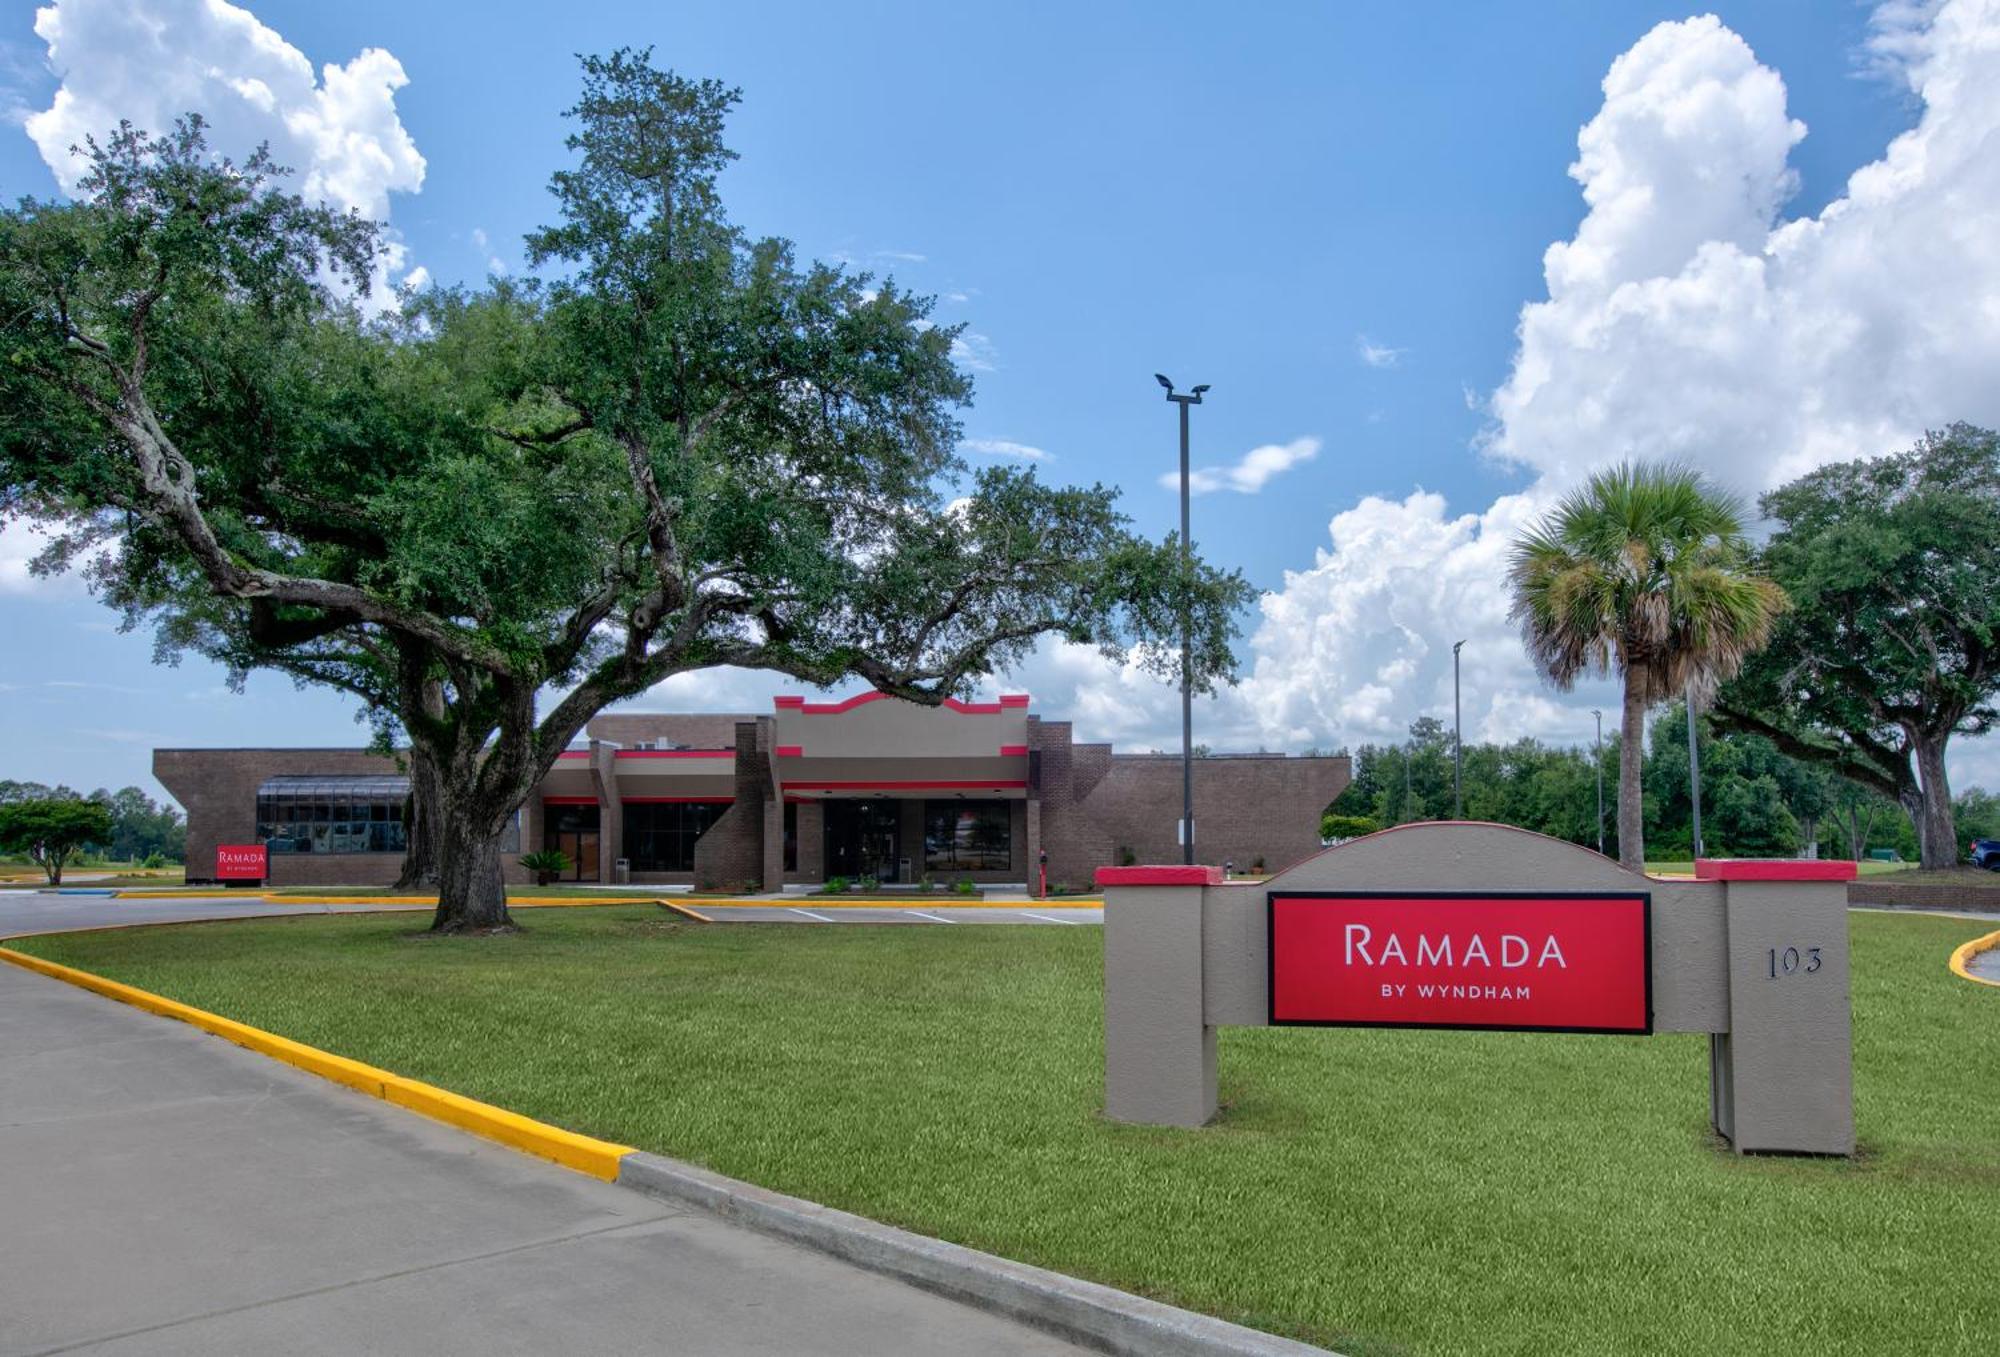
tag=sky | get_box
[3,0,1999,810]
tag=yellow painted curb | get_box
[777,897,1103,909]
[658,900,714,923]
[1947,928,2000,989]
[0,946,636,1180]
[112,890,650,907]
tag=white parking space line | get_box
[789,907,834,922]
[907,910,956,924]
[1020,911,1082,925]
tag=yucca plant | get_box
[1509,463,1785,869]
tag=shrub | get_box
[825,875,849,894]
[519,848,571,885]
[1117,846,1136,867]
[857,874,879,892]
[954,879,977,896]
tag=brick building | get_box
[158,692,1349,893]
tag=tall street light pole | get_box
[1452,640,1465,819]
[1157,374,1208,865]
[1686,683,1705,861]
[1592,709,1605,855]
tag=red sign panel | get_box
[1268,893,1651,1034]
[215,844,268,881]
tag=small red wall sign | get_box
[215,844,268,881]
[1268,892,1652,1034]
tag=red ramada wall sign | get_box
[1268,892,1652,1034]
[215,843,268,881]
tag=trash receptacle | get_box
[614,857,630,885]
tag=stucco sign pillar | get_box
[1098,823,1856,1156]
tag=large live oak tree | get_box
[0,53,1249,931]
[1713,424,2000,869]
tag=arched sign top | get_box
[1260,820,1648,898]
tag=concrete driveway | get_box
[0,889,420,940]
[0,932,1087,1355]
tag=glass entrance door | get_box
[543,803,601,882]
[823,799,902,882]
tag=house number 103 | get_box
[1767,945,1823,978]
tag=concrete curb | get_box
[1947,928,2000,988]
[616,1152,1337,1357]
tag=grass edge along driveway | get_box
[13,908,1995,1356]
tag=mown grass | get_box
[12,908,1997,1355]
[261,883,647,898]
[1642,859,1911,877]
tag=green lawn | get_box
[261,883,651,898]
[1643,859,1912,876]
[11,908,1996,1355]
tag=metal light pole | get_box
[1157,374,1208,865]
[1686,684,1705,860]
[1452,640,1465,819]
[1592,709,1605,855]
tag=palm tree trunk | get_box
[1618,679,1647,872]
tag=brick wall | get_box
[157,747,535,887]
[691,721,775,890]
[585,713,753,748]
[1083,754,1350,876]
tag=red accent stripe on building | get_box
[614,749,734,759]
[781,780,1028,791]
[1694,858,1858,882]
[621,796,735,804]
[1094,865,1223,887]
[541,795,598,806]
[999,744,1029,757]
[772,691,1031,715]
[775,745,804,758]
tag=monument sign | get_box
[1098,822,1855,1155]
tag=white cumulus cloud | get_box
[964,438,1051,462]
[23,0,427,298]
[1165,436,1320,497]
[988,3,2000,793]
[1234,2,2000,785]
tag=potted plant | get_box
[519,848,571,886]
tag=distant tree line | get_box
[1321,710,1973,864]
[0,781,185,864]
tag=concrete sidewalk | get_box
[0,962,1085,1356]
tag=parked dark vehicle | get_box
[1968,839,2000,871]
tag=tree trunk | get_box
[1911,731,1959,870]
[432,812,513,932]
[1618,679,1647,872]
[396,744,442,890]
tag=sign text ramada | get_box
[1268,892,1652,1034]
[214,844,268,881]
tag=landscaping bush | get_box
[518,849,570,886]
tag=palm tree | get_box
[1509,463,1785,870]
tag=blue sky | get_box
[5,0,1999,808]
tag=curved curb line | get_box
[1948,928,2000,988]
[617,1153,1337,1357]
[0,945,636,1180]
